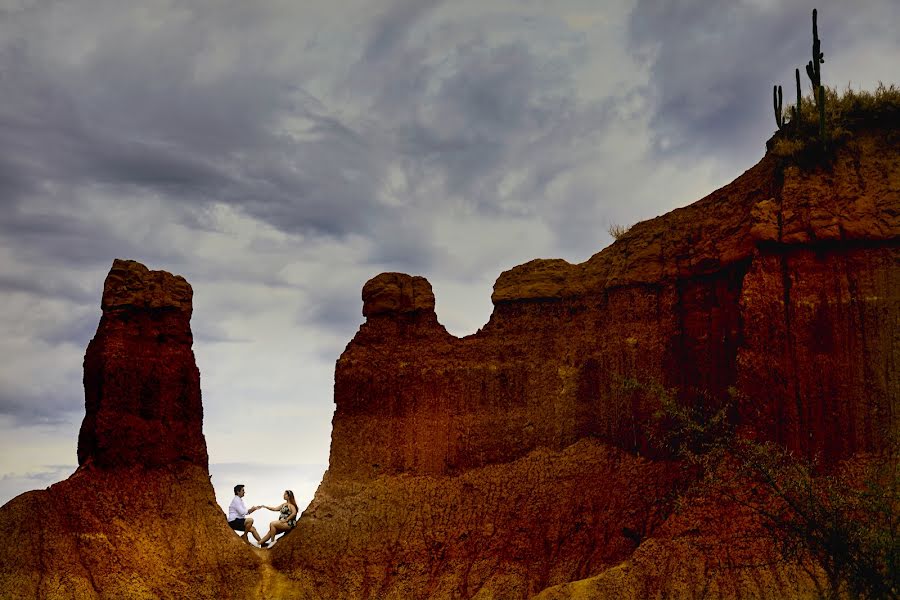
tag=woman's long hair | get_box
[285,489,298,514]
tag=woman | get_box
[257,490,298,548]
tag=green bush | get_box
[646,385,899,599]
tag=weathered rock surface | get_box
[0,259,259,599]
[272,129,898,598]
[1,126,897,599]
[78,259,207,469]
[362,272,438,317]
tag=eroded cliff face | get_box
[0,260,260,600]
[1,128,896,600]
[273,130,898,599]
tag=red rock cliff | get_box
[272,129,898,598]
[78,259,207,468]
[0,260,259,600]
[0,126,896,599]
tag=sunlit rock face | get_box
[0,259,259,600]
[273,129,898,598]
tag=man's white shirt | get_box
[228,496,248,522]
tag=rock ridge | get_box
[0,127,896,599]
[273,129,898,598]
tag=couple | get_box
[227,484,298,548]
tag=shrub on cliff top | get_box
[771,83,900,159]
[608,223,631,240]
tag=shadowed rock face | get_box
[0,259,259,600]
[272,130,899,598]
[78,259,207,469]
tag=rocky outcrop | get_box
[0,260,259,600]
[272,129,898,598]
[1,126,896,599]
[78,259,206,469]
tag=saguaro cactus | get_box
[802,9,827,147]
[805,8,824,95]
[769,8,829,147]
[773,84,784,129]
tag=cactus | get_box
[774,84,785,129]
[802,8,828,148]
[805,9,824,104]
[769,9,832,149]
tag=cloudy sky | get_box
[1,0,897,515]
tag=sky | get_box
[1,0,898,517]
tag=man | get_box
[227,484,262,544]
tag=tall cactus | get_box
[773,84,784,129]
[770,8,830,147]
[803,9,827,146]
[805,9,824,92]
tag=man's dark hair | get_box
[234,484,244,495]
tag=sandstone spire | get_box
[77,259,207,469]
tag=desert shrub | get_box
[608,223,631,240]
[647,385,899,599]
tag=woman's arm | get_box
[287,504,298,520]
[263,502,286,512]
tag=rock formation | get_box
[271,127,898,598]
[1,123,896,599]
[78,259,206,469]
[0,260,260,599]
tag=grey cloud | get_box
[84,138,227,190]
[0,207,184,271]
[360,34,609,227]
[0,387,82,426]
[1,0,624,286]
[0,3,383,246]
[37,315,98,348]
[364,0,444,62]
[192,322,251,345]
[307,289,364,333]
[0,271,95,305]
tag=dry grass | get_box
[771,83,900,160]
